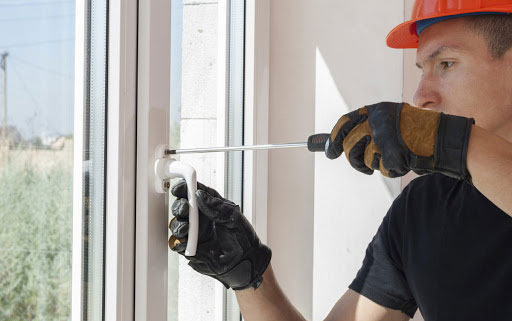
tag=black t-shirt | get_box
[349,173,512,321]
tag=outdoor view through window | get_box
[0,1,75,319]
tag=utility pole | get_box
[1,52,7,147]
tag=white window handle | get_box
[154,145,198,256]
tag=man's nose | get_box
[413,77,440,109]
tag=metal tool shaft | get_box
[166,142,307,155]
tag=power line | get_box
[0,14,74,23]
[0,1,74,8]
[0,38,74,49]
[1,52,7,146]
[10,55,73,78]
[10,62,60,135]
[10,63,42,113]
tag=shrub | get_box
[0,153,72,321]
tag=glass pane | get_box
[81,0,108,320]
[168,0,245,320]
[168,0,219,319]
[0,1,75,320]
[225,0,245,319]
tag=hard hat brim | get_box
[386,6,512,49]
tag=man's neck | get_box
[493,120,512,143]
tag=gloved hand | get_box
[325,102,474,180]
[169,180,272,290]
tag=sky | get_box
[0,0,75,140]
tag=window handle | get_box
[154,145,199,256]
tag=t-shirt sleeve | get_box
[348,188,418,318]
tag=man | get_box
[169,1,512,320]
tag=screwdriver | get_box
[161,133,330,257]
[165,133,330,155]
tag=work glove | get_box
[169,180,272,291]
[325,102,474,181]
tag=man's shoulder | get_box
[406,173,461,190]
[402,173,465,199]
[389,174,468,222]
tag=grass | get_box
[0,152,72,321]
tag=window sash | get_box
[104,0,138,320]
[71,0,270,320]
[135,1,171,320]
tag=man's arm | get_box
[236,264,410,321]
[236,264,307,321]
[467,125,512,216]
[324,289,410,321]
[323,102,512,215]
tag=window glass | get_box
[168,0,245,320]
[168,1,220,319]
[0,1,75,320]
[225,0,245,319]
[81,0,108,320]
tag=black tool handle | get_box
[307,133,330,152]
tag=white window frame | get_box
[135,0,171,320]
[135,0,272,320]
[72,0,138,320]
[104,0,138,320]
[71,0,86,319]
[243,0,270,243]
[73,0,271,320]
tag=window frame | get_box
[104,0,138,320]
[135,0,171,320]
[243,0,270,243]
[73,0,271,320]
[71,0,86,318]
[135,0,271,320]
[72,0,138,319]
[133,1,271,320]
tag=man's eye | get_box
[440,61,455,69]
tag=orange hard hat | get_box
[386,0,512,49]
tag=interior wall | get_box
[311,1,404,320]
[267,1,404,320]
[267,1,316,319]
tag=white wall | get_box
[266,1,405,320]
[267,1,316,319]
[312,1,404,320]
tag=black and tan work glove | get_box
[169,180,272,290]
[325,102,474,180]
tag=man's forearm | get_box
[235,263,308,321]
[467,125,512,216]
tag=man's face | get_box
[414,18,512,135]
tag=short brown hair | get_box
[464,14,512,58]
